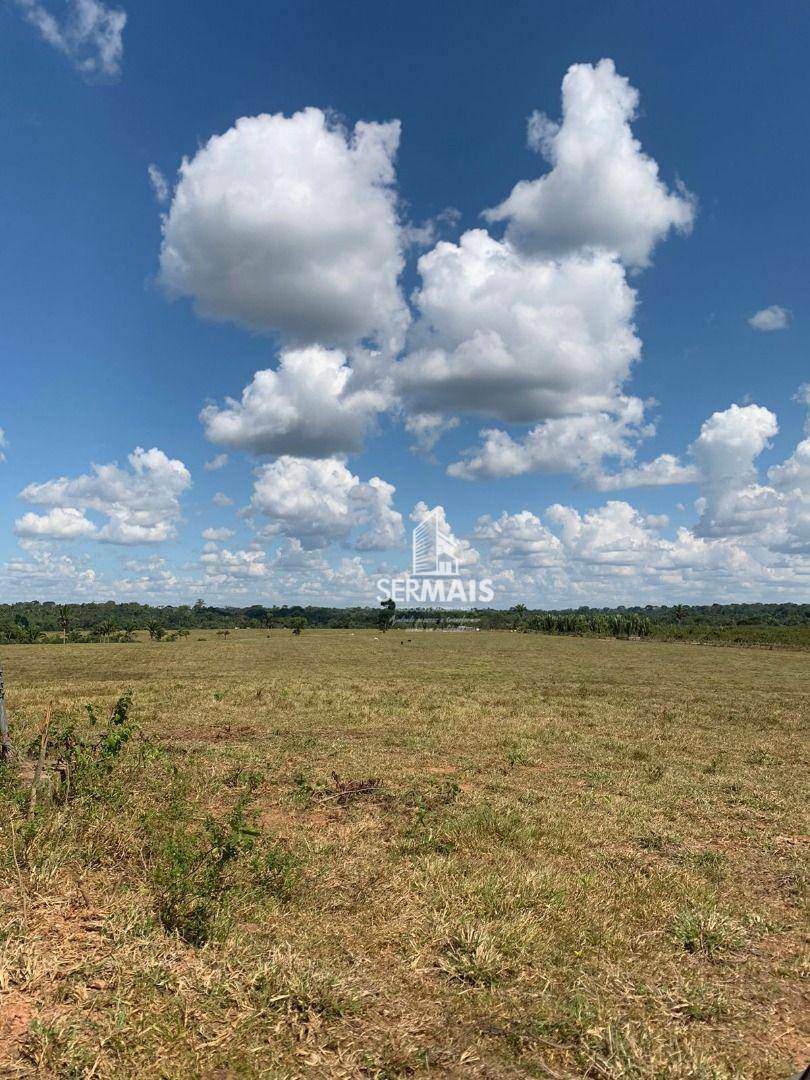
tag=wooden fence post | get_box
[0,663,10,761]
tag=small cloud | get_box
[148,163,169,204]
[0,428,6,463]
[212,491,233,507]
[402,207,461,249]
[203,453,229,472]
[12,0,126,80]
[748,305,790,332]
[404,412,459,458]
[201,527,235,542]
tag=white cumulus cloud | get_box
[18,447,191,545]
[748,305,790,331]
[484,59,694,268]
[159,108,409,353]
[248,457,404,550]
[448,397,650,481]
[201,346,389,458]
[397,230,640,422]
[690,403,779,538]
[15,506,97,540]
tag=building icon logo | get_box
[412,508,460,576]
[376,504,494,605]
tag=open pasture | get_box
[0,631,807,1078]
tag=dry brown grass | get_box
[0,630,807,1078]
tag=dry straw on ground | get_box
[0,630,807,1078]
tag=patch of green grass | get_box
[671,905,746,960]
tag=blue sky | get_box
[1,0,808,606]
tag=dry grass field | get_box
[0,631,807,1079]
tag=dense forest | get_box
[1,599,809,646]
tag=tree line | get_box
[0,600,808,645]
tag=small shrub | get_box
[149,798,259,945]
[671,905,744,959]
[148,796,298,945]
[43,691,137,802]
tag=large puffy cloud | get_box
[162,61,694,474]
[201,346,389,457]
[395,60,693,469]
[159,108,409,353]
[12,0,126,79]
[448,397,650,480]
[397,230,640,422]
[484,59,694,268]
[643,396,810,556]
[690,404,779,538]
[247,456,404,550]
[15,507,97,540]
[18,447,191,545]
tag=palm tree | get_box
[511,603,528,629]
[57,604,71,645]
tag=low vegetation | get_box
[1,600,809,649]
[0,630,806,1077]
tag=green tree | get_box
[378,598,396,633]
[57,604,71,645]
[510,603,528,628]
[290,617,307,636]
